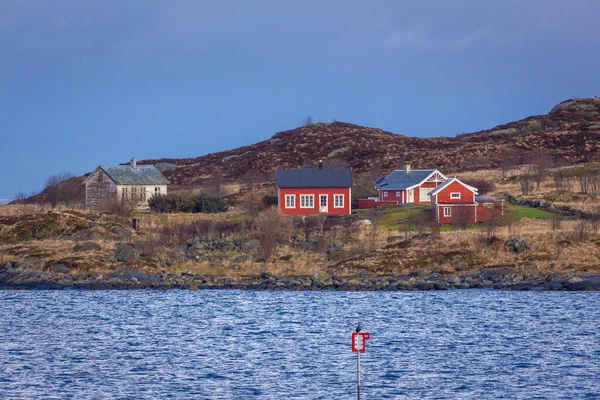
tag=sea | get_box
[1,290,599,399]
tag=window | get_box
[140,188,146,202]
[383,191,388,197]
[285,195,296,208]
[155,187,161,194]
[122,187,129,200]
[334,194,344,208]
[484,203,494,209]
[443,207,452,217]
[450,192,461,199]
[396,191,400,197]
[131,187,138,201]
[300,195,314,208]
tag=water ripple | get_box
[0,290,599,399]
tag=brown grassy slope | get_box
[143,98,600,189]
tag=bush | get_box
[461,178,496,195]
[254,207,293,259]
[148,193,228,214]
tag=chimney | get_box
[318,160,323,170]
[405,164,411,174]
[131,158,137,169]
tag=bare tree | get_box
[519,172,535,195]
[499,149,520,178]
[549,214,563,232]
[589,206,600,235]
[553,171,573,192]
[44,171,78,208]
[527,151,552,190]
[300,116,313,127]
[204,171,226,197]
[366,209,384,250]
[254,207,293,259]
[452,206,472,230]
[13,191,27,202]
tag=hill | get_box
[148,97,600,189]
[22,97,600,202]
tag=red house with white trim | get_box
[428,178,504,224]
[276,163,352,215]
[358,165,447,208]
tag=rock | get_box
[356,268,367,278]
[241,239,260,252]
[479,267,515,282]
[108,225,132,238]
[114,243,140,263]
[233,255,250,263]
[425,273,442,281]
[505,237,531,253]
[1,262,11,271]
[312,270,331,285]
[73,242,102,252]
[99,256,118,264]
[567,276,582,284]
[48,263,70,274]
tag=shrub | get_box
[148,193,228,214]
[254,207,293,259]
[461,178,496,195]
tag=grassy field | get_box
[509,205,554,220]
[355,202,555,231]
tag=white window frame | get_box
[285,194,296,208]
[334,194,344,208]
[383,191,388,197]
[396,191,400,197]
[450,192,461,199]
[300,194,314,208]
[443,207,452,217]
[484,202,494,209]
[155,187,161,194]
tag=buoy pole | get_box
[357,349,360,400]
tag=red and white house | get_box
[358,165,447,209]
[276,164,352,216]
[428,178,504,224]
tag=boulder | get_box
[108,225,132,238]
[48,263,70,274]
[241,239,260,252]
[73,242,102,252]
[312,270,332,286]
[114,243,140,263]
[505,237,531,253]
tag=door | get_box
[319,194,328,213]
[420,187,431,203]
[408,189,414,203]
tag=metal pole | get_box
[357,350,360,400]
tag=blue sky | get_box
[1,0,599,199]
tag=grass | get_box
[355,204,425,230]
[510,205,554,220]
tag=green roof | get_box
[100,165,170,185]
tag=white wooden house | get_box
[83,158,169,210]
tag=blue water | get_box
[1,291,599,399]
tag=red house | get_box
[276,164,352,215]
[358,165,447,208]
[428,178,504,224]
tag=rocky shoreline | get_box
[1,263,599,291]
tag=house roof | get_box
[475,196,502,202]
[97,165,170,185]
[376,169,438,190]
[428,178,478,196]
[276,168,352,188]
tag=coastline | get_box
[2,266,599,291]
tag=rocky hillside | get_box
[24,98,600,201]
[144,98,600,189]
